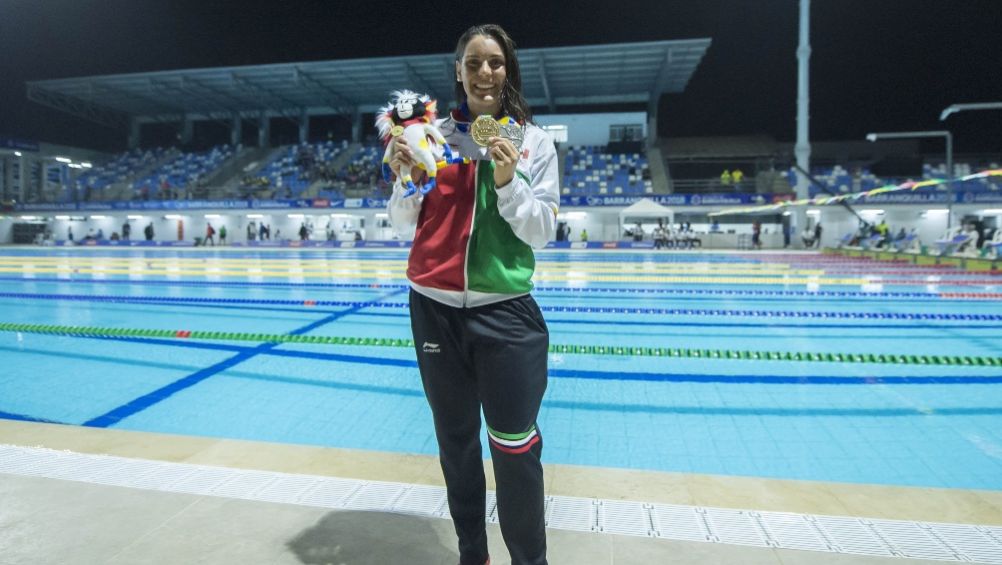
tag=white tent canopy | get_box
[618,198,674,239]
[619,198,674,222]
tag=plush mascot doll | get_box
[377,90,467,196]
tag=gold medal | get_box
[471,115,500,146]
[390,125,405,137]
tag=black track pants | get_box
[409,289,549,565]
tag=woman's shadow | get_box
[287,510,461,565]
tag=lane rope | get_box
[1,322,999,367]
[1,292,999,321]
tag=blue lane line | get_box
[0,409,65,424]
[81,288,408,428]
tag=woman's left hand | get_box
[489,136,518,188]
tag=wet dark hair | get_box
[454,24,532,123]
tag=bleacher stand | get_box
[563,146,652,196]
[794,161,1001,197]
[74,148,167,201]
[322,144,385,198]
[241,141,348,199]
[790,165,884,195]
[132,145,233,200]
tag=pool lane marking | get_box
[4,277,1001,301]
[0,409,63,424]
[5,333,1002,389]
[18,295,1002,331]
[3,292,1000,322]
[78,288,408,428]
[2,267,971,285]
[3,322,1000,368]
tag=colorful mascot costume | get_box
[377,90,467,197]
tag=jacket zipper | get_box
[461,158,478,307]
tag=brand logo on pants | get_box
[422,342,441,353]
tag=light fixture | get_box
[979,209,1002,215]
[54,157,71,163]
[89,215,106,220]
[563,211,587,219]
[288,214,305,219]
[19,216,38,220]
[13,151,22,157]
[55,215,71,220]
[127,215,144,220]
[247,214,265,218]
[204,214,221,219]
[165,214,184,220]
[923,209,949,215]
[806,209,821,216]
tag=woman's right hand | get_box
[389,136,415,179]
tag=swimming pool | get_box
[2,247,1001,491]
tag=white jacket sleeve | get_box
[387,179,423,239]
[494,133,560,249]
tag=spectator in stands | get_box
[581,228,589,242]
[67,227,74,242]
[299,222,308,241]
[732,169,744,190]
[783,223,791,248]
[387,26,557,565]
[259,222,267,241]
[122,221,131,241]
[247,221,256,241]
[205,223,216,246]
[813,222,823,248]
[144,223,154,241]
[752,221,762,249]
[96,228,104,240]
[219,225,227,245]
[720,169,732,187]
[632,222,644,242]
[710,219,720,233]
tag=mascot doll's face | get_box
[394,96,424,121]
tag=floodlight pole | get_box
[793,0,811,246]
[866,130,953,228]
[940,102,1002,122]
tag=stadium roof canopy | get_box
[26,38,711,129]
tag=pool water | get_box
[1,248,1001,490]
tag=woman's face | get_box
[456,34,506,117]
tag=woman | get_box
[387,24,558,565]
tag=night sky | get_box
[1,0,1000,154]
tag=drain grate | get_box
[2,444,1000,563]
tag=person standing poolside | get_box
[387,24,557,565]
